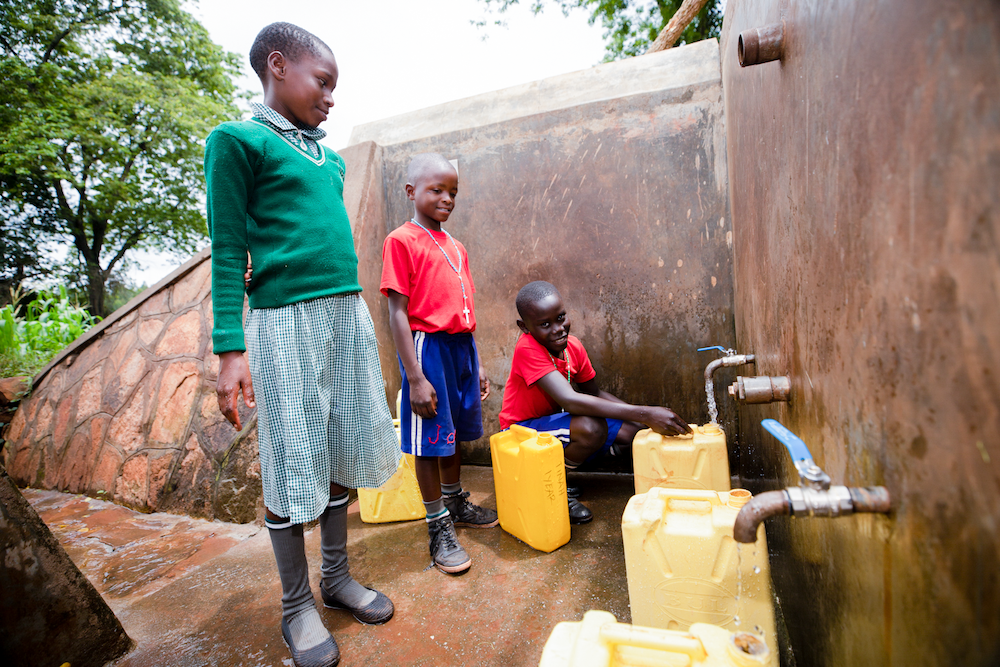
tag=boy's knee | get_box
[571,416,608,452]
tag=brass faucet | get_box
[733,419,891,543]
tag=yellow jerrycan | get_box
[621,487,775,650]
[632,424,731,494]
[539,610,774,667]
[490,424,570,553]
[358,421,426,523]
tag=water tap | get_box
[732,419,891,543]
[699,346,756,423]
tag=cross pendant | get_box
[463,305,471,324]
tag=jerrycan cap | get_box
[729,632,771,664]
[727,488,753,509]
[700,423,724,436]
[537,432,556,445]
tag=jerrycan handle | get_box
[600,624,708,661]
[651,488,724,504]
[761,419,831,490]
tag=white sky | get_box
[131,0,608,286]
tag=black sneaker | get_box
[568,497,593,524]
[427,516,472,574]
[443,490,499,528]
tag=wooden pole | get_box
[646,0,711,52]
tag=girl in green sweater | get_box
[204,23,399,667]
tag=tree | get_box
[0,0,242,315]
[475,0,723,62]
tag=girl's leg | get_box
[318,483,393,625]
[266,509,339,667]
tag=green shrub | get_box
[0,287,101,378]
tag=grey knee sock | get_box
[267,521,315,617]
[319,494,376,608]
[268,521,331,651]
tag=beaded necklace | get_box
[409,218,471,325]
[548,350,572,384]
[549,348,571,412]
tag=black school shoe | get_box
[428,515,472,574]
[443,490,499,528]
[568,497,593,524]
[567,484,582,498]
[321,583,394,625]
[281,615,340,667]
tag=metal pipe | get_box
[738,23,784,67]
[733,485,892,543]
[703,353,755,424]
[728,375,792,404]
[733,490,790,543]
[703,354,756,383]
[849,486,892,513]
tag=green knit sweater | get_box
[205,118,361,353]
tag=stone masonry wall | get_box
[2,249,262,522]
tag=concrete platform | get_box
[25,466,635,666]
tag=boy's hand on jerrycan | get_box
[217,351,256,430]
[409,376,438,419]
[645,406,691,437]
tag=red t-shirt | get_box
[380,221,477,334]
[499,333,596,429]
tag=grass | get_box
[0,286,101,379]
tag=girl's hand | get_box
[409,376,438,419]
[217,351,255,430]
[244,260,253,289]
[479,365,491,401]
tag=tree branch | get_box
[647,0,710,52]
[104,225,146,275]
[41,6,127,64]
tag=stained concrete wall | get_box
[347,40,738,465]
[0,464,132,667]
[721,1,1000,664]
[3,40,736,509]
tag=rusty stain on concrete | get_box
[25,467,635,667]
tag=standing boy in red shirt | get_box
[381,153,498,576]
[499,281,691,523]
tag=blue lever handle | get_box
[698,345,733,354]
[761,419,813,462]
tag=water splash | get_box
[734,542,743,628]
[706,378,719,424]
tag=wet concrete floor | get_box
[25,466,634,666]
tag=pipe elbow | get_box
[733,490,790,543]
[704,358,725,382]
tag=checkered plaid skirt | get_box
[246,293,401,523]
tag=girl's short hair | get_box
[249,22,332,79]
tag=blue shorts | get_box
[400,331,483,457]
[514,413,624,463]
